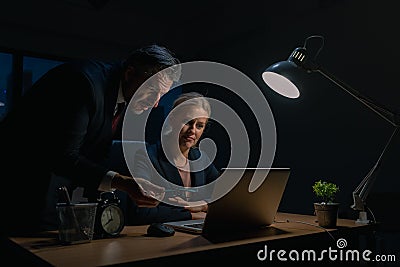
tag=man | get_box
[0,44,181,236]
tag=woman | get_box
[126,92,220,225]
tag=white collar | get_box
[117,83,125,104]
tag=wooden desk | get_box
[7,213,377,266]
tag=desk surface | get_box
[9,213,376,266]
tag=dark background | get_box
[1,0,399,250]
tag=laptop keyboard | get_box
[183,222,204,229]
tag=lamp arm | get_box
[316,67,398,127]
[351,126,399,210]
[311,66,399,212]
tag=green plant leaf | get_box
[312,180,339,203]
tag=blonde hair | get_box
[172,92,211,116]
[163,92,211,135]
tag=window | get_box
[0,52,12,120]
[0,52,65,121]
[23,56,63,95]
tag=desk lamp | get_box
[261,35,399,224]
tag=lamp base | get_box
[355,211,370,224]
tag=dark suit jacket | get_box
[0,60,123,234]
[125,142,220,225]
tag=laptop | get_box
[164,167,290,235]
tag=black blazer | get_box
[125,142,220,225]
[0,60,123,234]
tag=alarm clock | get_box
[94,191,125,239]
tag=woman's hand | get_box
[168,196,208,212]
[191,211,207,220]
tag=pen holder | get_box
[56,202,98,245]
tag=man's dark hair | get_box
[124,44,181,81]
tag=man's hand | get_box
[112,174,165,207]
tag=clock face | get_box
[100,204,124,235]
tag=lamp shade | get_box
[262,47,317,99]
[262,60,300,98]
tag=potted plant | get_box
[312,180,340,228]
